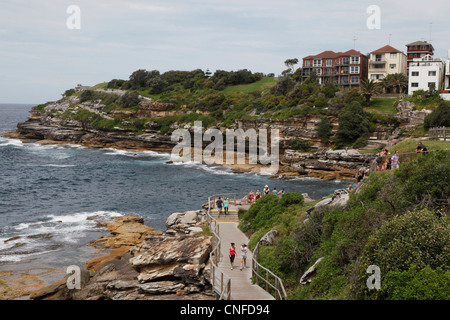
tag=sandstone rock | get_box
[90,215,163,249]
[259,230,279,246]
[165,210,206,236]
[300,257,324,285]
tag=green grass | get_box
[390,138,450,154]
[364,98,397,114]
[222,77,276,94]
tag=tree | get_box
[424,101,450,129]
[284,58,299,74]
[335,101,371,147]
[360,79,382,106]
[317,117,332,143]
[129,69,150,89]
[381,73,408,94]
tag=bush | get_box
[352,136,368,149]
[290,138,312,152]
[424,101,450,129]
[380,265,450,300]
[355,208,450,299]
[335,101,371,147]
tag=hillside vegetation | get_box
[239,150,449,300]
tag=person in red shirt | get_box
[229,243,236,270]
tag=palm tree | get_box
[360,79,382,106]
[382,73,408,94]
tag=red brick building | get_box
[302,50,368,86]
[406,41,434,71]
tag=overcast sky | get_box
[1,0,449,104]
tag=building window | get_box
[342,57,349,65]
[350,66,360,74]
[390,53,397,59]
[421,45,428,50]
[428,82,436,88]
[411,83,419,87]
[428,71,437,76]
[351,76,359,84]
[305,60,311,67]
[390,64,396,69]
[315,68,322,76]
[326,60,332,67]
[412,71,419,76]
[371,74,384,80]
[373,64,385,69]
[351,56,360,64]
[313,59,322,67]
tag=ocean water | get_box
[0,103,348,268]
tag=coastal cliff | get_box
[3,96,375,180]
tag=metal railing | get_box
[252,241,288,300]
[207,192,288,300]
[206,195,231,300]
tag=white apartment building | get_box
[368,45,407,81]
[441,50,450,101]
[408,54,444,95]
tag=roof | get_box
[371,45,402,54]
[303,49,364,60]
[406,40,434,48]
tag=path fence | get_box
[206,195,231,300]
[206,192,288,300]
[252,241,287,300]
[429,126,449,141]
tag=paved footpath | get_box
[215,220,275,300]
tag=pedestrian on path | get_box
[229,243,236,270]
[216,197,223,216]
[224,198,229,215]
[240,243,248,271]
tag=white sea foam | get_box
[0,138,24,147]
[41,164,77,168]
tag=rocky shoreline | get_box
[2,98,376,181]
[16,209,214,300]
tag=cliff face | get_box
[6,96,373,180]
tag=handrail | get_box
[252,241,288,300]
[206,195,231,300]
[208,191,288,300]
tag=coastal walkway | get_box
[207,194,284,300]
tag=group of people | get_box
[229,242,248,271]
[247,185,285,204]
[376,141,428,172]
[215,197,229,215]
[376,148,400,171]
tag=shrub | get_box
[380,265,450,300]
[290,138,312,152]
[355,208,450,299]
[423,101,450,129]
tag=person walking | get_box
[255,190,261,201]
[216,197,223,216]
[224,198,229,215]
[239,243,248,271]
[263,185,270,196]
[229,243,236,270]
[248,190,255,205]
